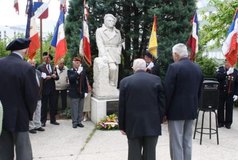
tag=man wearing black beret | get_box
[0,38,39,160]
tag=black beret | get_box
[6,38,31,51]
[73,57,82,62]
[43,51,53,60]
[145,50,153,59]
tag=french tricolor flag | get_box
[222,9,238,66]
[25,0,40,60]
[51,10,67,65]
[187,12,198,61]
[79,0,91,66]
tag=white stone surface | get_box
[91,97,118,124]
[30,120,95,160]
[93,57,119,99]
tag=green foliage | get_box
[200,0,238,49]
[196,57,218,78]
[0,40,10,58]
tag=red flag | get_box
[25,0,40,60]
[79,0,92,66]
[187,12,198,61]
[222,9,238,66]
[14,0,19,14]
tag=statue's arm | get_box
[96,29,106,57]
[118,31,122,55]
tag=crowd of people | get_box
[0,38,92,159]
[0,36,237,160]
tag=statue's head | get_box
[104,14,117,28]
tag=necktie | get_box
[47,64,51,73]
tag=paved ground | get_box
[31,107,238,160]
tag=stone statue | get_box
[93,14,122,99]
[95,14,122,86]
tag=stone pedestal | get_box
[91,97,118,124]
[93,57,119,99]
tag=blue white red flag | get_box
[51,10,67,65]
[25,0,40,60]
[222,9,238,66]
[79,0,91,66]
[60,0,67,14]
[34,1,49,19]
[187,12,198,61]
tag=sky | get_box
[0,0,66,34]
[0,0,208,35]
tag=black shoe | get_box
[36,127,45,131]
[77,123,84,128]
[225,125,231,129]
[29,129,37,134]
[42,123,46,127]
[50,121,60,125]
[73,124,77,128]
[218,124,224,128]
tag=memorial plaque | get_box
[107,101,118,115]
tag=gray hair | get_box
[132,58,146,71]
[172,43,188,58]
[104,14,117,23]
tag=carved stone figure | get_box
[95,14,122,86]
[93,14,122,99]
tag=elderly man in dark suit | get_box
[164,43,203,160]
[216,60,238,129]
[67,57,88,128]
[119,58,165,160]
[0,38,39,160]
[37,52,59,126]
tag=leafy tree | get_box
[0,40,10,58]
[200,0,238,49]
[196,56,217,78]
[65,0,196,79]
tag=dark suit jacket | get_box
[164,58,203,120]
[0,53,38,132]
[216,66,238,95]
[37,63,59,96]
[119,70,165,139]
[67,68,88,98]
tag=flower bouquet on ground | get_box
[97,113,119,130]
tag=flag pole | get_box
[38,0,43,63]
[40,19,43,63]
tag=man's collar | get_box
[12,51,23,59]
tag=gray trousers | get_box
[127,136,158,160]
[70,98,84,125]
[0,129,33,160]
[168,120,193,160]
[29,100,42,130]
